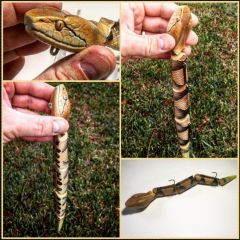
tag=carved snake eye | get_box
[55,20,64,31]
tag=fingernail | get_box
[53,120,67,133]
[80,62,98,79]
[79,47,115,80]
[159,38,164,50]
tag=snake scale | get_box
[125,174,237,209]
[167,6,192,158]
[24,7,119,55]
[49,84,71,232]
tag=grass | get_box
[3,83,119,237]
[121,3,238,158]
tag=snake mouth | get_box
[25,26,84,52]
[24,14,86,52]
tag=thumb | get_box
[122,32,175,58]
[35,46,116,80]
[14,111,69,138]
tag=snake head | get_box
[167,6,192,60]
[97,18,119,50]
[125,190,156,209]
[24,7,88,52]
[50,84,71,119]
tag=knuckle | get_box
[55,67,72,80]
[34,118,49,136]
[27,95,33,107]
[145,37,152,56]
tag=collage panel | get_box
[121,2,238,158]
[121,159,238,238]
[3,2,119,80]
[1,1,239,239]
[3,82,119,237]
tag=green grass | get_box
[3,83,119,237]
[122,3,238,158]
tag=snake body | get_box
[167,6,192,158]
[49,84,71,232]
[125,174,237,209]
[24,7,119,53]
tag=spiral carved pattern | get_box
[154,174,236,197]
[53,132,68,231]
[171,60,190,157]
[125,174,237,209]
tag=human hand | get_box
[3,3,116,80]
[3,82,69,143]
[121,2,199,63]
[34,46,116,80]
[3,2,62,79]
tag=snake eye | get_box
[55,20,64,31]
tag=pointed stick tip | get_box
[57,218,64,233]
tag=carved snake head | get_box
[49,84,71,119]
[125,190,156,209]
[167,6,192,60]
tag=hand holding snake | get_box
[3,2,116,80]
[121,2,198,63]
[3,82,69,143]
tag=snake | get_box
[49,84,71,232]
[24,7,119,55]
[125,173,237,209]
[167,6,192,158]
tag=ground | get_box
[121,3,238,158]
[3,83,119,237]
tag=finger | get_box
[122,56,130,64]
[3,2,62,28]
[191,13,198,27]
[14,107,40,115]
[121,30,175,58]
[12,95,50,114]
[14,111,69,138]
[121,3,138,30]
[144,2,199,26]
[132,52,172,60]
[4,41,49,64]
[4,57,25,80]
[3,87,12,107]
[21,136,53,142]
[143,18,198,36]
[143,16,168,33]
[35,46,116,80]
[15,108,53,141]
[144,2,178,18]
[186,31,198,46]
[13,82,54,101]
[4,24,36,52]
[122,52,171,63]
[184,46,192,56]
[145,30,198,47]
[138,35,193,57]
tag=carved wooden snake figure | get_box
[24,7,119,55]
[49,84,71,232]
[167,6,192,158]
[125,173,236,210]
